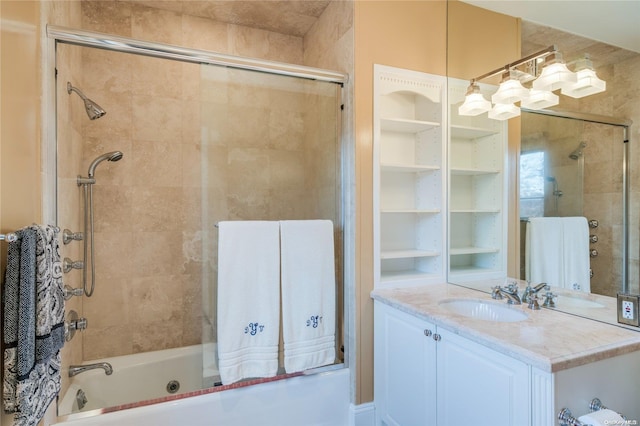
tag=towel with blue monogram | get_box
[217,221,280,384]
[280,220,336,373]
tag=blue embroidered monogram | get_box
[306,315,323,328]
[244,322,265,336]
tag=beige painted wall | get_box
[1,0,42,252]
[354,0,448,403]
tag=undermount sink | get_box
[556,295,605,309]
[439,299,529,322]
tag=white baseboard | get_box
[349,402,375,426]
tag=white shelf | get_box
[381,209,440,214]
[381,270,441,283]
[449,265,498,275]
[450,124,498,140]
[450,209,499,214]
[381,249,440,260]
[381,117,440,133]
[381,163,440,173]
[450,167,500,176]
[450,246,499,255]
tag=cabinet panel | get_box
[374,302,436,426]
[436,328,530,426]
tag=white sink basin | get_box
[439,299,529,322]
[556,295,605,309]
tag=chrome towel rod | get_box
[0,233,18,242]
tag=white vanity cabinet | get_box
[373,65,447,288]
[374,301,530,426]
[447,79,508,282]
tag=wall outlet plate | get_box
[617,293,640,327]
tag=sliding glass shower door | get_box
[198,64,344,387]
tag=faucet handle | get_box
[543,291,557,308]
[491,286,503,300]
[528,295,541,310]
[507,282,519,293]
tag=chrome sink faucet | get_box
[491,282,522,305]
[69,362,113,377]
[522,282,549,304]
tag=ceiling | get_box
[462,1,640,54]
[130,0,331,37]
[129,0,639,56]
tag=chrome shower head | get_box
[87,151,124,178]
[67,82,106,120]
[569,141,587,160]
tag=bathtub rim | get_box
[57,362,346,423]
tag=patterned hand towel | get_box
[280,220,336,373]
[3,225,64,426]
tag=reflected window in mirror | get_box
[519,150,545,218]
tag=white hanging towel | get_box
[526,217,564,287]
[217,221,280,385]
[280,220,336,373]
[562,217,591,292]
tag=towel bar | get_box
[558,408,587,426]
[0,233,18,242]
[590,398,626,420]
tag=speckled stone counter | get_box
[371,283,640,372]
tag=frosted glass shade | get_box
[532,62,577,92]
[561,68,606,98]
[458,93,492,116]
[492,79,529,104]
[488,103,520,121]
[521,89,559,110]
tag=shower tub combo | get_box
[55,344,349,425]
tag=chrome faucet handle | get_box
[543,291,557,308]
[491,286,504,300]
[506,282,519,293]
[528,295,540,310]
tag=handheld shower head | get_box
[67,82,106,120]
[87,151,124,178]
[569,141,587,160]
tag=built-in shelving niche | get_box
[374,65,447,287]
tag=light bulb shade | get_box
[491,78,529,104]
[488,103,520,121]
[561,68,606,98]
[521,89,559,110]
[458,92,492,116]
[532,62,577,92]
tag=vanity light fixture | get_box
[458,45,605,120]
[521,89,559,110]
[531,51,577,92]
[561,55,606,98]
[458,81,492,116]
[492,70,530,104]
[488,103,520,121]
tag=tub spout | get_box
[69,362,113,377]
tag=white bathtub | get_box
[55,345,350,426]
[58,344,211,415]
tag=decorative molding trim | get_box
[349,402,376,426]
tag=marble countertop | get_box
[371,282,640,373]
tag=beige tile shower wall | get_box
[78,1,307,360]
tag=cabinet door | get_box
[436,328,530,426]
[374,302,437,426]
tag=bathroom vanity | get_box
[372,283,640,426]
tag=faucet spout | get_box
[69,362,113,377]
[491,283,522,305]
[522,282,549,303]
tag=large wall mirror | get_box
[447,1,639,323]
